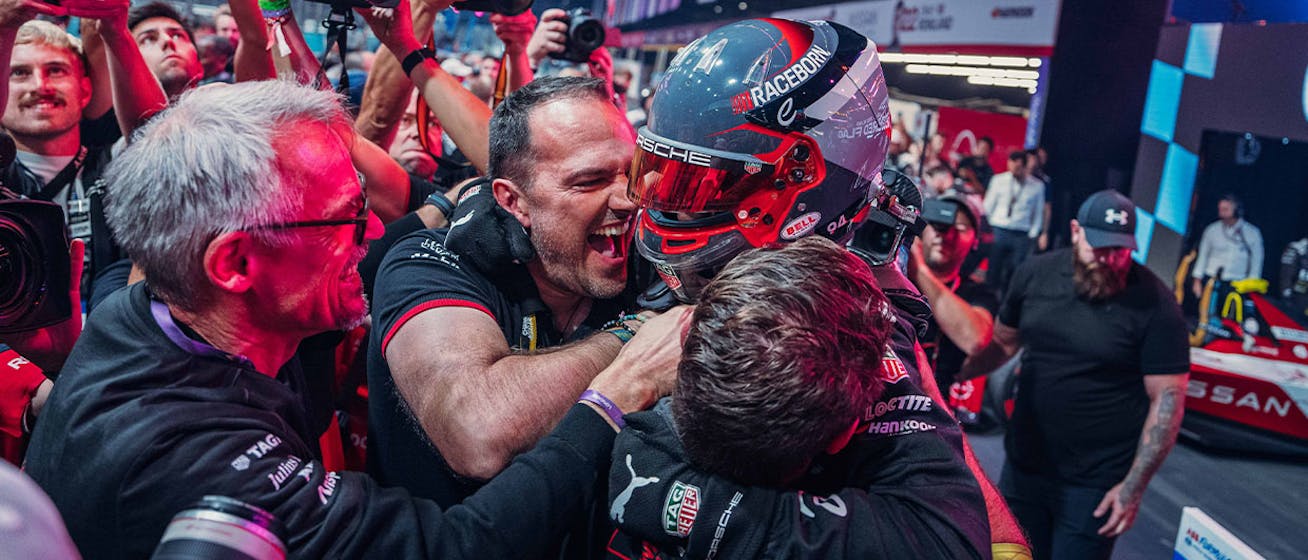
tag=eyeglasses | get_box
[249,172,370,245]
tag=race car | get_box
[1185,278,1308,457]
[947,276,1308,458]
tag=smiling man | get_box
[1,1,165,301]
[368,76,688,522]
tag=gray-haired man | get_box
[22,79,671,559]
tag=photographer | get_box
[0,236,81,464]
[23,79,674,559]
[1,1,166,300]
[908,191,998,392]
[527,8,619,108]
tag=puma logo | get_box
[450,209,475,230]
[610,454,660,524]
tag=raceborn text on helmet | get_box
[629,18,892,301]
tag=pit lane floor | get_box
[967,431,1307,559]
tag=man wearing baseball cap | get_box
[961,189,1190,560]
[909,190,998,407]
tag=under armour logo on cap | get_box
[1076,189,1138,250]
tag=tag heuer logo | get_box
[663,480,701,537]
[231,455,251,471]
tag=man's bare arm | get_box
[490,11,536,94]
[911,246,994,356]
[77,19,112,120]
[1094,372,1187,537]
[959,320,1019,380]
[346,129,412,224]
[354,0,441,147]
[362,0,491,174]
[385,307,622,480]
[89,3,167,138]
[385,306,687,480]
[228,0,274,81]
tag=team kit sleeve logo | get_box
[663,480,702,537]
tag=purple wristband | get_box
[579,389,625,429]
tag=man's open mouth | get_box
[587,221,630,260]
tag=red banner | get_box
[934,106,1029,177]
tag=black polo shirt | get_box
[367,228,626,506]
[999,249,1189,487]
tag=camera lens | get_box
[0,214,44,326]
[573,18,606,50]
[151,496,287,560]
[0,200,70,334]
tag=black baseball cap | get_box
[1076,189,1137,249]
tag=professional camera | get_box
[549,8,606,63]
[0,200,72,334]
[851,168,926,269]
[453,0,533,15]
[152,496,287,560]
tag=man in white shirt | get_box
[984,150,1046,294]
[1191,194,1264,297]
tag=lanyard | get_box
[33,147,87,202]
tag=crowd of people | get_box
[0,1,1196,559]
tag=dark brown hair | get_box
[673,236,894,485]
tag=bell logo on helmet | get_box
[747,45,833,108]
[638,134,713,167]
[781,212,821,240]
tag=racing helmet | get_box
[630,18,892,301]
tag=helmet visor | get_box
[628,128,782,213]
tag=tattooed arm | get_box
[1093,373,1188,537]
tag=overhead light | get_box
[878,53,1045,68]
[966,75,1038,90]
[905,64,1039,80]
[988,56,1029,67]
